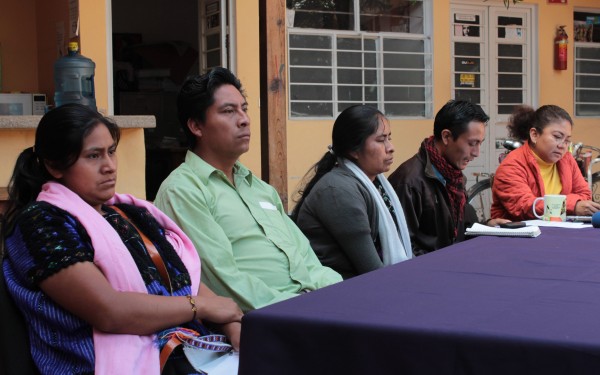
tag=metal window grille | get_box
[287,0,432,119]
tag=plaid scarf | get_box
[424,136,466,238]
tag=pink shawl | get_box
[37,182,201,375]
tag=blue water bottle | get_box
[54,42,97,111]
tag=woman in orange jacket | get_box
[491,104,600,221]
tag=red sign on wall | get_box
[548,0,567,4]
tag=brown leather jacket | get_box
[388,145,475,256]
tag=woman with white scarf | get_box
[292,105,412,279]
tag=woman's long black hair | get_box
[2,104,120,233]
[291,105,384,221]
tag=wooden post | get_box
[259,0,288,210]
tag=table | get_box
[239,227,600,375]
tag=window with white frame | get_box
[200,0,235,74]
[287,0,432,119]
[574,11,600,117]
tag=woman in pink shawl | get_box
[1,104,242,374]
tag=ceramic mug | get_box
[532,194,566,222]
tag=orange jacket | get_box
[491,142,591,221]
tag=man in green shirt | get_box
[155,68,342,312]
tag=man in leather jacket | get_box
[388,100,509,255]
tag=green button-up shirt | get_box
[154,151,342,311]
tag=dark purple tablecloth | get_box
[239,227,600,375]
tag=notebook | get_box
[465,223,541,238]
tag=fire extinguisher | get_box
[554,25,568,70]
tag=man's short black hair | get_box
[433,100,489,140]
[177,67,245,149]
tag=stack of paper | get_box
[525,220,591,229]
[465,223,541,238]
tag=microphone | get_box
[592,212,600,228]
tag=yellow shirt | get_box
[533,152,562,195]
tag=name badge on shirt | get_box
[259,201,277,210]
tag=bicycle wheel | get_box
[592,172,600,204]
[467,179,492,223]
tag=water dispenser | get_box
[53,42,97,111]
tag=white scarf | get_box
[342,159,413,265]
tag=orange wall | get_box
[1,0,107,107]
[234,1,262,175]
[3,0,600,201]
[0,0,146,198]
[72,0,600,203]
[78,0,262,192]
[0,0,71,98]
[79,0,109,114]
[533,0,600,170]
[287,0,600,205]
[0,0,39,93]
[34,0,70,105]
[0,126,147,200]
